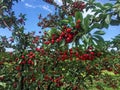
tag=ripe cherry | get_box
[66,28,72,33]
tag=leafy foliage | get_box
[0,0,120,90]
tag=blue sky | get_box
[0,0,120,41]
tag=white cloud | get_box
[24,3,52,13]
[25,3,36,8]
[41,5,52,13]
[54,0,63,6]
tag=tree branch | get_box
[2,19,12,31]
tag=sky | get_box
[0,0,120,52]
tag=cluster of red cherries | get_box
[57,46,102,61]
[43,19,82,45]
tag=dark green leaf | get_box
[102,21,109,29]
[94,30,105,35]
[93,35,104,42]
[104,3,113,9]
[110,19,120,26]
[68,16,75,27]
[83,15,91,31]
[68,16,73,22]
[104,3,113,7]
[93,9,102,15]
[90,23,100,30]
[119,11,120,17]
[92,37,99,44]
[95,3,103,9]
[75,11,83,22]
[99,14,106,19]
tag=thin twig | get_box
[2,19,12,31]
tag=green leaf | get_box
[95,3,103,9]
[68,16,73,22]
[60,40,65,47]
[0,0,3,4]
[75,11,83,22]
[99,13,106,18]
[104,3,113,7]
[68,16,75,27]
[90,23,100,30]
[104,3,113,9]
[93,9,102,15]
[82,15,90,31]
[101,70,115,76]
[113,3,120,8]
[89,0,95,4]
[93,35,104,42]
[81,15,91,32]
[0,82,6,88]
[102,21,109,29]
[0,15,2,19]
[47,28,59,37]
[119,11,120,17]
[110,19,120,26]
[82,34,89,45]
[61,19,69,24]
[105,14,111,24]
[94,30,105,35]
[1,6,7,9]
[92,37,99,44]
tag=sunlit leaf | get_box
[105,14,111,24]
[94,30,105,35]
[0,82,6,88]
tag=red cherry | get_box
[76,19,81,23]
[32,77,36,82]
[66,28,72,33]
[51,39,55,44]
[44,41,50,44]
[41,68,45,73]
[81,2,86,8]
[75,24,80,29]
[36,48,40,52]
[90,52,95,55]
[28,60,34,65]
[68,34,73,39]
[56,38,59,42]
[66,37,71,43]
[0,76,4,80]
[20,60,26,65]
[16,66,21,71]
[44,75,50,81]
[61,32,65,37]
[21,55,25,59]
[13,82,17,88]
